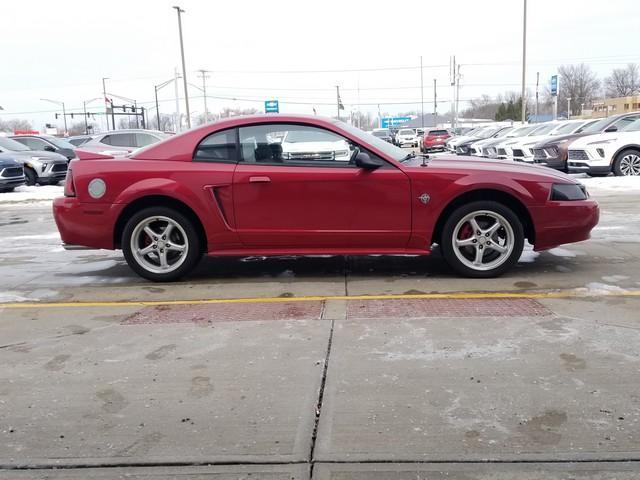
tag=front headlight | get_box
[551,183,587,201]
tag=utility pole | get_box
[567,97,572,119]
[102,77,110,130]
[433,79,438,127]
[173,6,191,129]
[197,69,210,122]
[535,71,539,123]
[174,67,181,132]
[455,64,461,130]
[336,86,341,121]
[155,85,161,130]
[420,56,424,128]
[521,0,528,123]
[450,56,457,129]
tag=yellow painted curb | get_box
[1,289,640,309]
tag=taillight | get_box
[64,168,76,197]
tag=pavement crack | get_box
[309,316,336,471]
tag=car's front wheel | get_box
[24,168,37,186]
[613,149,640,176]
[122,207,202,282]
[441,201,524,278]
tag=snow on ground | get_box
[0,185,63,204]
[572,174,640,192]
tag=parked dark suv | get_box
[10,134,77,161]
[0,154,26,192]
[533,114,640,171]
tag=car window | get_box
[14,137,48,150]
[398,130,414,135]
[101,133,136,147]
[428,130,448,135]
[136,133,159,147]
[0,136,31,151]
[621,118,640,132]
[613,115,640,131]
[46,137,76,149]
[239,124,356,167]
[194,129,237,163]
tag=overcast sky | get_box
[1,0,639,131]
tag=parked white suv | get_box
[567,118,640,176]
[395,129,418,147]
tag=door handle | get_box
[249,176,271,183]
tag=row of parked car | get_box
[0,129,168,192]
[444,113,640,176]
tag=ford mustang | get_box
[53,115,599,281]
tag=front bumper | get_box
[530,198,599,251]
[567,162,612,175]
[53,196,126,250]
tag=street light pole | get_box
[102,77,110,130]
[197,69,210,122]
[420,56,424,129]
[155,85,161,130]
[40,98,68,135]
[521,0,527,123]
[173,6,191,129]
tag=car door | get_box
[232,123,411,249]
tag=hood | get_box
[282,140,348,152]
[1,150,68,161]
[0,154,21,167]
[569,130,640,148]
[402,155,577,183]
[532,132,591,148]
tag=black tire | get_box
[441,200,525,278]
[121,206,202,282]
[24,168,37,186]
[613,148,640,176]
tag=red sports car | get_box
[53,115,599,282]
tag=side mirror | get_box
[604,125,618,133]
[355,151,384,170]
[43,145,56,152]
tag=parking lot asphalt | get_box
[1,184,640,478]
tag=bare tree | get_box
[149,113,174,132]
[605,63,640,98]
[554,64,601,117]
[219,107,259,118]
[0,118,33,132]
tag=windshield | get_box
[554,122,583,135]
[47,136,76,149]
[580,117,612,133]
[477,127,502,139]
[338,121,407,162]
[528,124,556,135]
[509,126,537,137]
[0,136,31,151]
[494,127,514,138]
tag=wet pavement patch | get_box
[347,297,552,319]
[122,301,324,324]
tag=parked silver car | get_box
[0,136,68,185]
[78,129,168,157]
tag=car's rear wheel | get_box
[441,201,524,278]
[122,207,202,282]
[613,149,640,176]
[24,168,37,186]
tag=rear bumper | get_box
[53,196,125,250]
[530,199,599,251]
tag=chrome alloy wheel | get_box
[130,216,189,274]
[451,210,515,272]
[619,153,640,176]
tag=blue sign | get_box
[550,75,558,96]
[381,116,412,128]
[265,99,279,113]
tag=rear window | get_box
[428,130,448,135]
[398,130,414,135]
